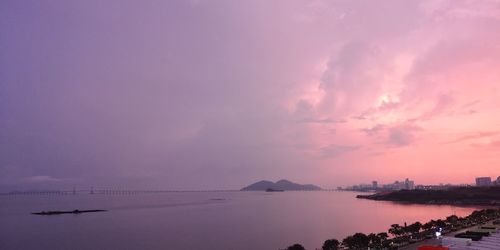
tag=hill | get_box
[241,179,322,191]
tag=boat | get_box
[265,188,284,192]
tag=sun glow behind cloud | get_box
[1,0,500,190]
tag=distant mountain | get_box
[241,179,322,191]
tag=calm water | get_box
[0,191,479,250]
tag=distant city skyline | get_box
[345,175,500,191]
[2,0,500,191]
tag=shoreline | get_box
[356,186,500,207]
[292,208,500,250]
[357,195,500,208]
[356,195,500,208]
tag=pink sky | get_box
[1,0,500,189]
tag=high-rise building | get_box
[372,181,378,189]
[475,177,492,187]
[404,178,415,190]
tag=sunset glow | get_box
[1,0,500,190]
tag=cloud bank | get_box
[1,0,500,190]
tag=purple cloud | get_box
[320,144,361,158]
[387,124,422,147]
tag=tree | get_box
[322,239,340,250]
[377,232,388,241]
[388,224,404,237]
[367,233,381,249]
[446,215,459,228]
[446,215,458,223]
[408,222,422,236]
[342,233,369,249]
[287,243,306,250]
[422,221,433,232]
[377,232,391,249]
[435,219,446,228]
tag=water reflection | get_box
[0,191,479,250]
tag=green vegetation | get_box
[342,233,369,249]
[357,186,500,205]
[286,243,306,250]
[241,179,322,191]
[282,208,500,250]
[322,239,340,250]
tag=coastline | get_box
[282,208,500,250]
[357,195,500,207]
[400,217,500,250]
[356,186,500,207]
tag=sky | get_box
[1,0,500,190]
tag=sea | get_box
[0,191,480,250]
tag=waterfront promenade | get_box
[402,219,500,250]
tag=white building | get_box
[405,178,415,190]
[382,178,415,190]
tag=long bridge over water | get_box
[0,188,340,196]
